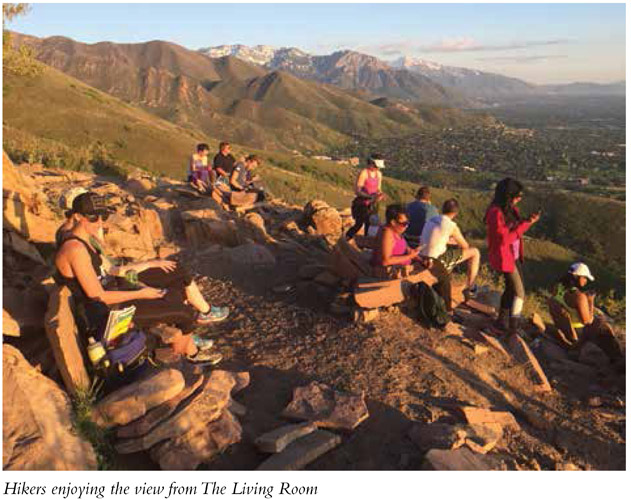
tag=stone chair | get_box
[44,285,91,395]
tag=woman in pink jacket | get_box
[485,178,540,336]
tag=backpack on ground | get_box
[412,281,450,329]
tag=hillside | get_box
[3,64,205,175]
[12,33,486,152]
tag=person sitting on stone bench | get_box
[54,192,229,366]
[405,186,439,249]
[550,262,623,369]
[370,203,429,279]
[188,143,212,193]
[419,198,480,311]
[229,154,266,202]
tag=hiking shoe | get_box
[197,306,230,324]
[186,350,223,367]
[192,334,214,351]
[463,285,478,301]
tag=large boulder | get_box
[228,242,276,267]
[126,177,156,195]
[181,209,240,247]
[302,200,342,245]
[3,153,59,244]
[3,344,97,470]
[3,285,48,337]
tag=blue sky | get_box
[7,3,626,84]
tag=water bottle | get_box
[87,337,110,368]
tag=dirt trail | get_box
[164,245,625,470]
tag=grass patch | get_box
[71,379,116,470]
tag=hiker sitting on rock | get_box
[229,154,265,202]
[213,141,236,187]
[550,262,623,367]
[370,203,429,279]
[405,186,439,248]
[54,192,229,366]
[346,154,386,240]
[419,198,480,309]
[189,143,212,192]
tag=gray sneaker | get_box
[187,350,223,366]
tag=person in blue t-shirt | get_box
[405,186,439,247]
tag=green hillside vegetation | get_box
[3,63,624,320]
[3,64,206,174]
[15,33,495,152]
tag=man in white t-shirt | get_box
[420,198,480,305]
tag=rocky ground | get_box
[2,154,626,470]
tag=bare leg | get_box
[170,334,197,356]
[459,247,480,288]
[185,281,211,313]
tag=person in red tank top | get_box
[484,178,540,337]
[346,154,386,240]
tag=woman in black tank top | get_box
[55,192,229,365]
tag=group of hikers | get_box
[50,148,623,387]
[348,154,623,368]
[188,142,265,204]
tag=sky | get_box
[6,2,626,84]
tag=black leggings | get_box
[125,265,198,333]
[500,262,525,316]
[346,198,372,239]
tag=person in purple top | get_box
[346,153,386,240]
[371,204,425,279]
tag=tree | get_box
[3,3,40,77]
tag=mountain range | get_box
[200,44,625,102]
[10,32,492,153]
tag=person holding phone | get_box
[370,204,427,279]
[54,192,227,366]
[484,178,540,337]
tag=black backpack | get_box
[413,281,450,329]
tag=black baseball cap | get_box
[70,192,111,218]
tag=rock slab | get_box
[92,369,185,428]
[423,447,498,471]
[282,381,369,431]
[3,344,97,470]
[255,422,318,453]
[257,430,341,470]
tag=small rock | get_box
[408,423,467,451]
[255,422,318,453]
[257,430,341,470]
[459,406,520,431]
[354,308,379,323]
[464,423,503,454]
[282,381,369,431]
[423,447,499,471]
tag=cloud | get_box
[420,37,570,53]
[476,54,569,64]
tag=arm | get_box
[110,260,177,276]
[574,292,594,325]
[230,167,243,190]
[380,229,419,266]
[355,170,370,197]
[66,243,163,305]
[451,225,469,250]
[377,171,383,193]
[487,207,532,246]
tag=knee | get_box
[471,247,480,260]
